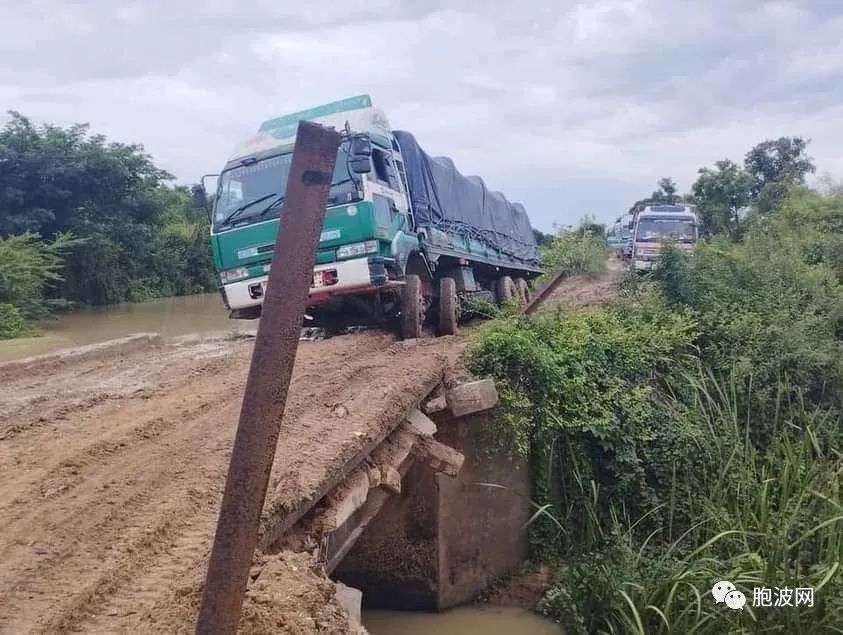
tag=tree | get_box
[533,228,553,247]
[650,177,678,204]
[577,214,605,236]
[0,112,215,311]
[691,159,753,238]
[744,137,815,213]
[0,111,172,237]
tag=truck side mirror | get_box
[192,184,208,208]
[349,157,372,174]
[350,137,372,157]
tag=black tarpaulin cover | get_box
[393,130,540,266]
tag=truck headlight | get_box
[220,267,250,284]
[336,240,379,259]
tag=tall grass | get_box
[537,370,843,634]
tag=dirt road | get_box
[536,257,622,313]
[0,330,460,633]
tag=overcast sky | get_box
[3,1,843,230]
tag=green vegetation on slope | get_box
[469,187,843,633]
[0,112,216,338]
[534,219,608,287]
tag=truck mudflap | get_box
[223,256,399,313]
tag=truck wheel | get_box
[438,277,459,335]
[495,276,516,305]
[514,278,531,305]
[401,274,424,339]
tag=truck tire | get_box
[514,278,531,305]
[495,276,516,305]
[401,274,424,339]
[438,277,459,335]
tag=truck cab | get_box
[619,213,634,259]
[631,204,698,271]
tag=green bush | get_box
[0,303,34,339]
[469,300,700,555]
[471,308,843,632]
[0,113,217,330]
[654,214,843,439]
[535,226,607,287]
[0,231,80,320]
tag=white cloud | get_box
[2,0,843,229]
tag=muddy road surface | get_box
[536,257,623,313]
[0,330,461,632]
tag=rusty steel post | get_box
[521,269,567,315]
[196,121,341,634]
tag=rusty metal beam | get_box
[196,121,341,634]
[521,270,567,315]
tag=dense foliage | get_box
[690,136,816,239]
[0,112,216,337]
[534,221,607,287]
[470,188,843,633]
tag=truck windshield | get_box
[636,218,696,243]
[213,147,358,232]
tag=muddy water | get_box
[363,606,561,634]
[0,293,254,362]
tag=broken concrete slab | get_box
[334,582,367,634]
[320,471,371,531]
[406,408,437,436]
[380,465,402,495]
[445,379,499,418]
[413,437,465,477]
[423,394,448,415]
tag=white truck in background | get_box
[630,204,698,271]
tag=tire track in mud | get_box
[0,350,245,518]
[0,391,237,632]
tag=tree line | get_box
[632,136,817,240]
[0,112,216,338]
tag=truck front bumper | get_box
[223,256,396,312]
[633,259,656,271]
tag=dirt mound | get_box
[536,258,621,313]
[240,552,352,634]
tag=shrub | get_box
[536,227,607,287]
[0,231,80,320]
[0,303,34,339]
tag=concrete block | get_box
[321,470,371,531]
[366,466,381,488]
[414,438,465,477]
[334,582,365,632]
[406,408,437,436]
[445,379,499,418]
[423,395,448,414]
[380,465,402,495]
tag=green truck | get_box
[197,95,542,338]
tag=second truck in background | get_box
[630,203,698,271]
